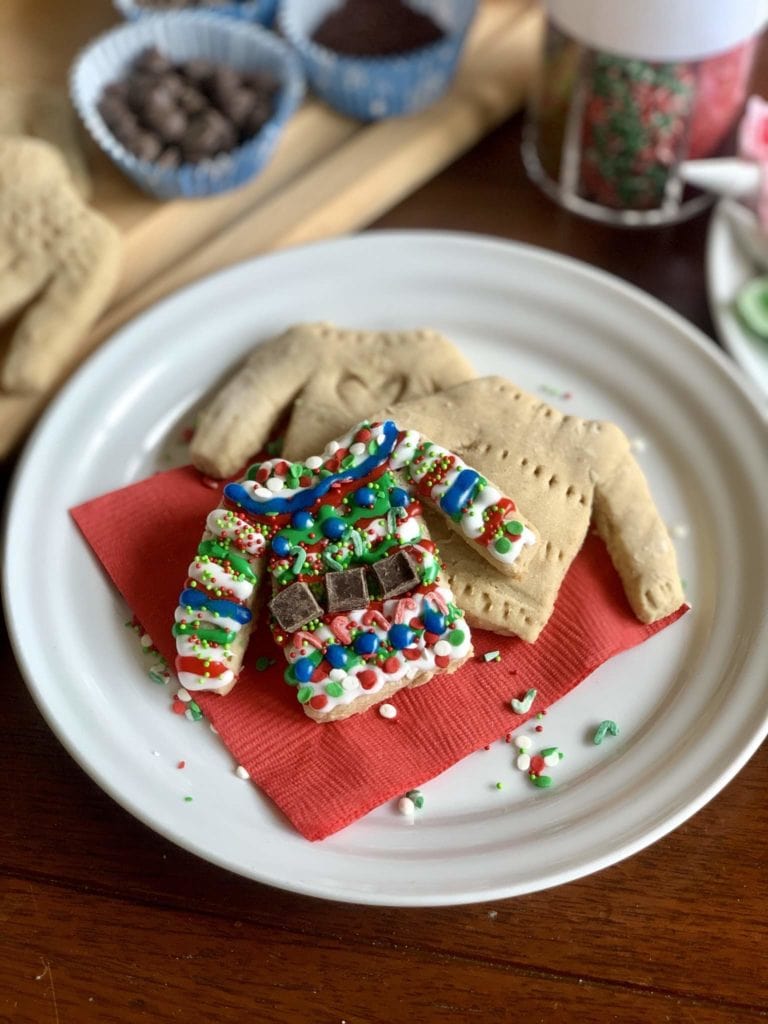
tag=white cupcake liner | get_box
[71,11,304,199]
[279,0,478,121]
[113,0,278,27]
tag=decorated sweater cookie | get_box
[174,419,538,721]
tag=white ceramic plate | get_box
[5,232,768,906]
[707,198,768,400]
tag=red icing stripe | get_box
[175,656,230,678]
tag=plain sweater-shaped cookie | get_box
[373,377,685,641]
[174,418,537,721]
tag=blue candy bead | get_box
[325,644,348,669]
[322,517,347,540]
[354,632,379,656]
[271,534,292,557]
[390,487,409,508]
[354,486,376,507]
[292,510,314,530]
[423,609,446,635]
[388,624,414,650]
[294,657,315,682]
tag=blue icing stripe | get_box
[440,468,480,519]
[179,588,252,625]
[224,420,399,516]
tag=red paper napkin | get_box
[72,466,687,840]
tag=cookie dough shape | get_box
[175,418,537,721]
[0,136,121,394]
[374,377,685,640]
[190,322,476,478]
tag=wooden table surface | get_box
[2,109,767,1024]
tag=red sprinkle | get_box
[177,760,186,769]
[383,656,400,674]
[355,428,372,443]
[309,694,328,710]
[424,631,440,646]
[530,754,545,774]
[172,700,186,715]
[435,654,450,669]
[359,669,378,690]
[535,725,544,733]
[403,648,421,661]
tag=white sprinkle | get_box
[209,723,218,734]
[350,442,366,456]
[266,477,285,493]
[515,734,532,750]
[543,752,561,768]
[326,440,340,455]
[176,688,192,703]
[434,640,452,657]
[670,523,689,539]
[254,486,272,498]
[630,437,647,453]
[516,753,531,772]
[305,455,323,469]
[398,796,415,816]
[342,675,360,692]
[151,750,160,758]
[140,634,153,648]
[329,668,347,682]
[235,765,250,780]
[379,703,397,719]
[184,708,197,721]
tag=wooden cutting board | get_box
[0,0,542,455]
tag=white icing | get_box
[186,559,255,601]
[174,605,246,635]
[205,509,267,556]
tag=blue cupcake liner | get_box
[278,0,478,121]
[114,0,278,28]
[71,11,304,199]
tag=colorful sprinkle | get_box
[235,765,250,780]
[482,650,501,663]
[398,796,415,816]
[510,688,537,715]
[593,720,620,745]
[405,789,424,809]
[379,703,397,720]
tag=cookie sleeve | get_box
[591,436,686,623]
[390,428,538,579]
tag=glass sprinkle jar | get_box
[523,0,768,226]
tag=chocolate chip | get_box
[155,146,182,170]
[143,96,188,144]
[214,86,256,128]
[183,108,237,160]
[206,66,243,107]
[270,582,323,633]
[181,58,216,85]
[134,46,175,77]
[176,84,208,116]
[370,550,420,599]
[325,567,370,613]
[131,131,164,162]
[241,95,273,137]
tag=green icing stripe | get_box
[172,622,236,645]
[197,539,258,582]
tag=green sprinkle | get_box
[254,656,273,672]
[540,746,560,758]
[495,782,503,790]
[325,682,344,698]
[183,796,194,802]
[292,546,307,574]
[505,520,524,536]
[448,629,465,646]
[510,688,537,714]
[405,789,424,809]
[593,720,620,745]
[494,537,512,554]
[341,454,356,469]
[367,440,378,454]
[297,685,313,704]
[529,774,553,788]
[148,668,168,685]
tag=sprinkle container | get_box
[523,0,768,225]
[279,0,478,121]
[70,11,303,199]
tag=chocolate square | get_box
[325,566,369,613]
[370,550,420,599]
[269,581,322,632]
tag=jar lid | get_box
[545,0,768,61]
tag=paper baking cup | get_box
[114,0,279,28]
[71,12,303,199]
[278,0,478,120]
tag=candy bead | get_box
[422,609,446,635]
[379,703,397,719]
[322,517,347,540]
[390,487,409,507]
[294,657,315,683]
[354,632,379,656]
[388,624,414,650]
[266,477,285,492]
[354,486,376,507]
[292,510,314,530]
[515,735,532,750]
[516,753,531,772]
[271,534,292,557]
[325,644,348,669]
